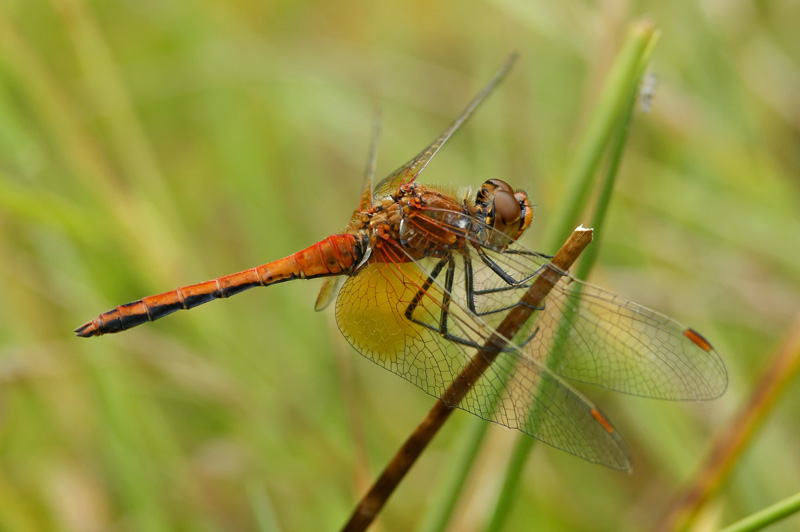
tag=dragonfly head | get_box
[474,179,533,243]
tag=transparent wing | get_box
[315,110,381,311]
[315,277,343,311]
[336,259,631,470]
[334,206,726,468]
[464,240,728,400]
[400,205,728,400]
[371,54,517,200]
[358,109,381,211]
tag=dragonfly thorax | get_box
[359,180,532,264]
[358,183,463,261]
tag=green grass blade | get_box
[575,29,660,279]
[416,21,660,532]
[484,22,660,532]
[417,419,490,532]
[543,21,659,251]
[719,491,800,532]
[248,481,282,532]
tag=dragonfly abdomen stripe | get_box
[76,234,361,337]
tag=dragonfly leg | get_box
[468,249,550,315]
[404,258,448,324]
[460,253,528,314]
[404,257,455,334]
[462,253,540,347]
[504,248,554,260]
[476,247,527,284]
[439,255,456,337]
[404,257,505,351]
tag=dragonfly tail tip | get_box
[74,321,100,338]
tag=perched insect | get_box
[77,56,726,470]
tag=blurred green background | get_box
[1,1,799,531]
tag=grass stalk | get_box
[416,20,658,532]
[718,490,800,532]
[342,228,594,531]
[484,21,660,531]
[656,313,800,532]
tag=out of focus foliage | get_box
[0,1,798,531]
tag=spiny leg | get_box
[402,254,534,352]
[467,248,550,317]
[504,248,554,259]
[404,256,498,351]
[440,255,456,337]
[403,256,457,336]
[461,253,540,348]
[403,257,448,324]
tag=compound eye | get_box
[492,190,522,236]
[487,179,514,195]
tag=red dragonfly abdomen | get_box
[76,234,361,337]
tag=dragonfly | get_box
[76,55,727,470]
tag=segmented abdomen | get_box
[75,234,360,337]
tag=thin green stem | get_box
[543,20,659,250]
[484,22,660,532]
[719,491,800,532]
[576,31,658,279]
[417,420,489,532]
[419,21,660,532]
